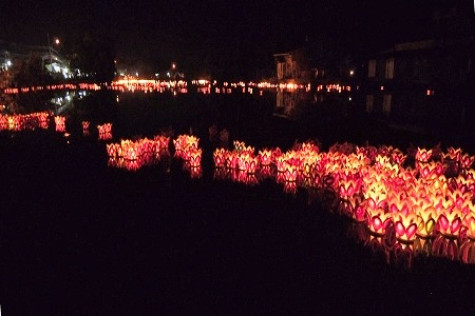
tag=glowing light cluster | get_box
[106,136,170,171]
[82,121,90,136]
[172,134,203,176]
[3,83,101,94]
[111,79,187,93]
[173,135,199,159]
[97,123,113,140]
[54,116,66,132]
[316,84,352,93]
[0,112,50,131]
[213,141,475,254]
[3,79,312,97]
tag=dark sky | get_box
[1,0,472,77]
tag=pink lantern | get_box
[367,210,393,236]
[82,121,90,136]
[394,213,418,242]
[437,210,465,238]
[54,116,66,132]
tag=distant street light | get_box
[55,38,60,45]
[349,69,354,76]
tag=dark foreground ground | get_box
[1,130,474,315]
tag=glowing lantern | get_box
[124,159,141,171]
[283,165,298,182]
[437,210,465,238]
[258,149,273,166]
[463,214,475,240]
[106,143,120,157]
[367,210,393,236]
[459,154,474,170]
[459,240,475,264]
[54,116,66,132]
[416,207,437,238]
[443,147,463,161]
[174,135,199,158]
[415,148,432,162]
[97,123,113,140]
[188,148,202,167]
[236,153,258,174]
[394,213,418,242]
[82,121,90,136]
[213,148,227,168]
[432,236,459,260]
[38,112,50,129]
[260,165,272,178]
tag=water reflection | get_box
[275,89,308,119]
[2,86,473,268]
[349,222,475,267]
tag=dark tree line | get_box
[69,33,116,82]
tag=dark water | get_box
[1,90,474,314]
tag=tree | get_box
[70,33,116,82]
[13,54,53,87]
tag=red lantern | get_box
[82,121,90,136]
[367,210,393,236]
[437,210,465,238]
[54,116,66,132]
[394,213,418,242]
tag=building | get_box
[359,2,474,134]
[273,48,312,83]
[0,40,72,80]
[360,37,473,130]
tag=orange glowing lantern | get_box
[367,210,393,236]
[463,214,475,241]
[213,148,227,168]
[432,236,459,260]
[188,148,202,167]
[443,147,463,161]
[258,149,273,166]
[459,240,475,264]
[415,148,432,162]
[459,154,474,170]
[416,207,437,238]
[54,116,66,132]
[437,210,465,238]
[283,165,298,182]
[106,143,120,157]
[97,123,113,140]
[394,213,418,242]
[82,121,90,136]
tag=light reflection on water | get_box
[211,163,475,267]
[1,86,474,268]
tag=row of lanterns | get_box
[2,80,310,96]
[2,116,474,264]
[212,141,475,253]
[106,135,171,171]
[0,112,115,141]
[0,112,50,131]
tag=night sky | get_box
[1,0,471,77]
